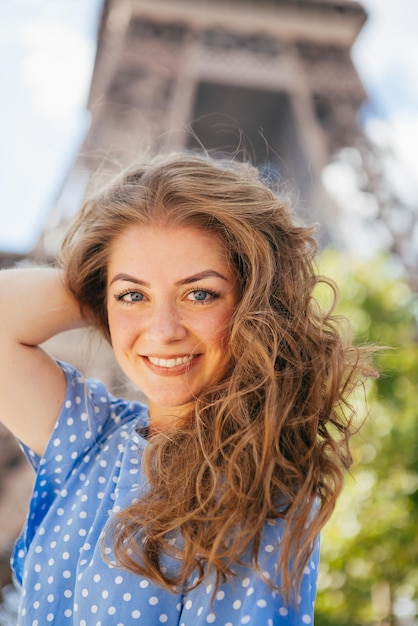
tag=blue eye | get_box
[188,289,219,303]
[128,292,144,302]
[116,291,144,303]
[193,290,210,301]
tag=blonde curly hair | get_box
[60,152,377,601]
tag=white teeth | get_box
[148,355,194,368]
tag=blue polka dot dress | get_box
[12,362,319,625]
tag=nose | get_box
[145,300,187,343]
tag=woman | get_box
[0,153,376,625]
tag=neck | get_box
[147,401,195,435]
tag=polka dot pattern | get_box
[13,362,320,625]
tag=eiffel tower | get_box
[37,0,368,258]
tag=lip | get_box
[141,354,201,377]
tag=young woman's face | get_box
[106,224,240,432]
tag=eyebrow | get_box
[109,270,229,287]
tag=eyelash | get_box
[114,290,145,304]
[186,287,220,304]
[114,287,221,305]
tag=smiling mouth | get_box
[147,355,195,369]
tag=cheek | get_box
[107,310,135,346]
[201,310,234,350]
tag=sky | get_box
[351,0,418,197]
[0,0,102,254]
[0,0,417,255]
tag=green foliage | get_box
[314,250,418,626]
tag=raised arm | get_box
[0,267,86,456]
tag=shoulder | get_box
[61,358,147,416]
[59,360,146,424]
[22,361,148,470]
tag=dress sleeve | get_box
[12,361,147,584]
[18,360,146,473]
[180,523,320,625]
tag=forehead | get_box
[107,224,234,279]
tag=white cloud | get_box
[389,111,418,183]
[21,23,93,122]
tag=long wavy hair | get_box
[60,152,377,601]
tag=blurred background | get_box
[0,0,417,624]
